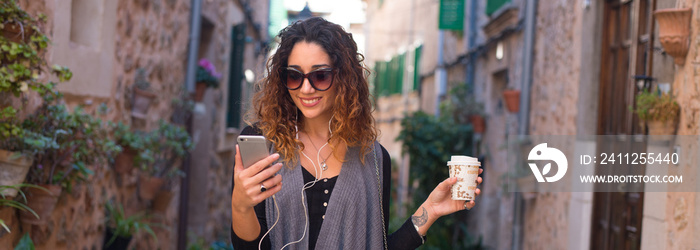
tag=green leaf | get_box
[0,219,9,233]
[14,233,35,250]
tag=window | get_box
[70,0,102,48]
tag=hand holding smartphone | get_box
[237,135,271,168]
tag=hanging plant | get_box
[0,1,73,159]
[0,0,70,98]
[136,120,191,200]
[633,89,680,135]
[196,58,221,88]
[194,59,221,102]
[131,68,157,119]
[112,122,148,174]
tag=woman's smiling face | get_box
[286,41,337,122]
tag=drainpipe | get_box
[435,30,446,117]
[178,0,202,249]
[519,0,536,136]
[467,0,479,157]
[512,0,537,250]
[397,0,418,218]
[466,0,477,92]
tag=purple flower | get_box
[198,59,221,79]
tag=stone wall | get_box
[662,0,700,248]
[365,0,467,160]
[199,0,269,244]
[0,0,242,248]
[522,0,580,249]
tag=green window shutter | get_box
[226,24,246,128]
[377,61,389,97]
[413,45,422,91]
[384,58,395,96]
[389,56,399,95]
[371,64,378,98]
[395,53,405,95]
[373,63,384,97]
[486,0,510,16]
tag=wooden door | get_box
[592,0,655,249]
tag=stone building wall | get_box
[365,0,467,162]
[200,0,269,243]
[662,0,700,248]
[523,0,700,249]
[0,0,245,248]
[522,0,580,249]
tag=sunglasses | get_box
[281,67,335,91]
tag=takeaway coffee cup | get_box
[448,155,480,201]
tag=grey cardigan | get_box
[265,142,385,249]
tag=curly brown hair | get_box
[246,17,377,166]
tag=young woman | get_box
[231,17,482,250]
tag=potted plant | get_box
[0,0,41,44]
[442,84,487,133]
[170,91,195,125]
[0,0,59,98]
[0,108,34,198]
[654,8,692,65]
[194,59,221,102]
[137,120,192,200]
[151,189,175,214]
[502,89,520,113]
[112,122,148,174]
[103,201,157,250]
[19,93,119,224]
[131,68,157,119]
[1,1,72,197]
[633,89,680,135]
[0,184,44,233]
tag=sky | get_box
[284,0,366,28]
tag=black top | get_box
[231,126,424,249]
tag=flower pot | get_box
[0,92,12,109]
[647,120,677,136]
[138,176,165,200]
[503,90,520,113]
[152,190,174,213]
[194,82,207,102]
[0,206,16,239]
[131,88,157,119]
[103,227,133,250]
[654,8,692,65]
[0,149,33,197]
[113,148,136,174]
[469,115,486,133]
[1,22,34,44]
[19,184,61,225]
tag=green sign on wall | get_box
[439,0,464,30]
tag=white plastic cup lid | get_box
[448,155,480,166]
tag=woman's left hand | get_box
[425,168,483,217]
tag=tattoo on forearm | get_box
[412,207,428,227]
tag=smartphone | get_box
[237,135,271,168]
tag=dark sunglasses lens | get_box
[309,70,333,90]
[285,70,303,89]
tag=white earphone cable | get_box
[260,116,332,250]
